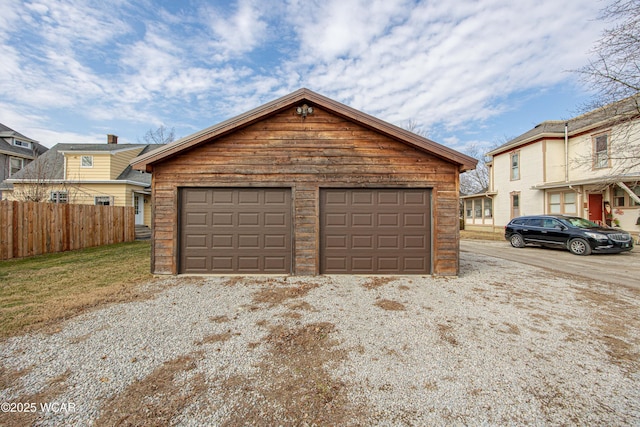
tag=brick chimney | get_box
[107,134,118,144]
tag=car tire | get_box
[510,234,525,248]
[568,238,592,256]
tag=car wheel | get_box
[568,238,592,256]
[510,234,525,248]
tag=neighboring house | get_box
[131,88,477,276]
[2,134,161,227]
[0,123,48,197]
[463,96,640,233]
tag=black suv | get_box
[505,215,633,255]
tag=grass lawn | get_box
[0,241,153,339]
[460,230,505,241]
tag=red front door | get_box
[588,194,603,223]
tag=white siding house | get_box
[463,96,640,236]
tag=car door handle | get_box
[542,230,548,233]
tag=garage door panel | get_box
[378,213,399,226]
[265,235,287,249]
[404,213,425,226]
[352,235,373,249]
[186,212,208,226]
[321,189,431,274]
[212,190,234,204]
[352,192,373,204]
[326,235,347,249]
[378,192,399,204]
[265,212,286,226]
[404,192,426,204]
[352,257,373,271]
[180,188,292,274]
[327,213,347,226]
[352,213,373,226]
[185,235,207,249]
[378,258,399,271]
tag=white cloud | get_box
[201,0,268,57]
[0,0,608,149]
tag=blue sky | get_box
[0,0,607,154]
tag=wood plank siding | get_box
[149,106,460,275]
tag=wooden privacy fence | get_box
[0,201,135,260]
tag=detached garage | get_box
[131,88,477,276]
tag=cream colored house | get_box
[463,96,640,234]
[1,135,161,227]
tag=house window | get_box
[549,193,561,214]
[564,192,577,214]
[474,200,482,218]
[9,157,24,176]
[484,198,493,218]
[13,140,32,149]
[594,134,609,169]
[510,152,520,180]
[465,200,472,218]
[511,192,520,218]
[95,196,111,206]
[81,155,93,168]
[549,191,577,214]
[613,187,626,207]
[50,191,68,204]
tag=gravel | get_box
[1,250,639,426]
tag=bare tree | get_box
[11,150,76,202]
[573,0,640,174]
[140,125,176,144]
[460,144,490,195]
[402,119,429,138]
[577,0,640,107]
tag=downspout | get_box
[564,122,569,183]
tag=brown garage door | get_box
[320,189,431,274]
[180,188,292,274]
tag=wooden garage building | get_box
[131,89,477,276]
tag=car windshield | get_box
[561,217,601,229]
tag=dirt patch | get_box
[0,365,32,391]
[437,324,459,346]
[197,332,233,345]
[287,301,314,311]
[95,352,206,427]
[1,370,70,427]
[252,283,320,306]
[375,299,406,311]
[209,315,230,323]
[362,277,394,290]
[575,287,640,373]
[215,322,362,426]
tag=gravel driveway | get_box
[1,250,639,426]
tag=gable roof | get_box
[488,94,640,157]
[0,122,48,158]
[131,88,478,173]
[1,143,159,189]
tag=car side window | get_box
[526,218,543,227]
[549,219,564,229]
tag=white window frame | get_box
[593,133,610,169]
[81,155,93,168]
[9,157,24,176]
[510,152,520,181]
[94,196,111,206]
[13,139,32,149]
[548,191,577,214]
[50,191,68,204]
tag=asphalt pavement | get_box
[460,239,640,290]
